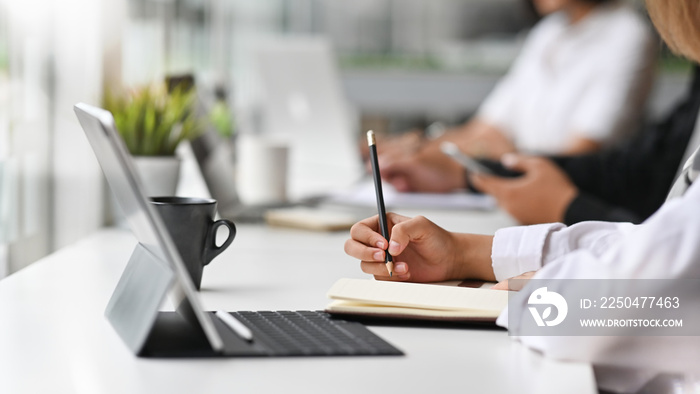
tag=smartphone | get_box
[440,141,523,178]
[440,141,496,175]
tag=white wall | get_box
[51,0,108,250]
[3,0,52,273]
[0,0,125,273]
[0,2,8,276]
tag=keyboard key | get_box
[227,311,401,356]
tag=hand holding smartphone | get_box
[440,141,522,178]
[440,141,496,175]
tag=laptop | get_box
[189,129,299,223]
[191,37,364,222]
[74,103,402,358]
[255,37,363,199]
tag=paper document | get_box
[327,180,495,210]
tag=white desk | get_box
[0,208,596,394]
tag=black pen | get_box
[366,130,394,277]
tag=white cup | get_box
[236,135,289,205]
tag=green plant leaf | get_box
[101,81,205,156]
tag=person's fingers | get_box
[385,212,411,228]
[499,153,521,169]
[491,271,537,291]
[379,155,409,179]
[346,213,410,259]
[360,261,411,281]
[386,175,410,193]
[491,279,510,291]
[344,238,385,262]
[360,260,391,275]
[349,216,386,247]
[377,152,396,170]
[378,146,414,172]
[392,261,408,275]
[500,153,542,172]
[469,173,510,197]
[387,215,434,256]
[364,160,373,174]
[508,271,537,291]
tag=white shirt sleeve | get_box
[491,221,636,281]
[495,179,700,372]
[491,223,564,281]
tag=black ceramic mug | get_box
[150,197,236,290]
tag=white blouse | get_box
[490,170,700,376]
[477,3,657,154]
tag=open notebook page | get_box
[326,278,509,313]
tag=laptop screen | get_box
[255,37,363,198]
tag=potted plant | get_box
[103,82,203,196]
[208,86,235,141]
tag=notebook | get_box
[326,278,510,324]
[263,207,359,231]
[74,103,402,358]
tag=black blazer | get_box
[553,65,700,224]
[479,65,700,225]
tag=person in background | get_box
[465,0,656,155]
[383,63,700,225]
[378,0,656,175]
[345,0,700,380]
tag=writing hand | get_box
[344,212,496,282]
[380,149,466,193]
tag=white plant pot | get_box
[109,156,181,227]
[132,156,182,197]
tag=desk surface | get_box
[0,208,596,394]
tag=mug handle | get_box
[203,219,236,265]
